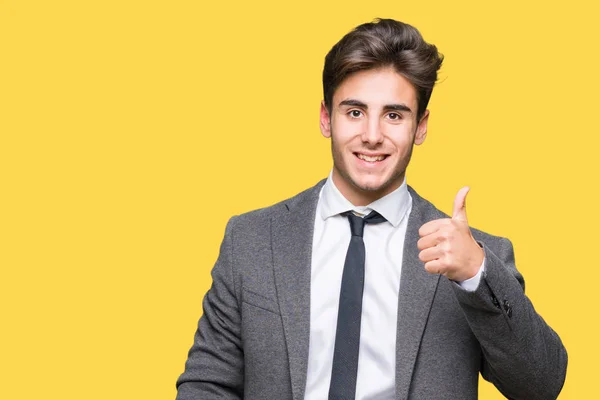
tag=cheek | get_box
[333,117,362,140]
[387,130,414,151]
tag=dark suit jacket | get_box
[176,179,568,399]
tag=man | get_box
[176,18,567,399]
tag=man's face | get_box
[320,66,429,206]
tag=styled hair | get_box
[322,18,444,122]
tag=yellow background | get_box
[1,0,598,398]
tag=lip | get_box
[353,152,389,166]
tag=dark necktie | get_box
[329,210,387,400]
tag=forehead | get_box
[333,67,418,108]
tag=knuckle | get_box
[441,242,451,253]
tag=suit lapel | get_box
[395,186,442,400]
[271,179,325,400]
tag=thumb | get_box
[452,186,470,222]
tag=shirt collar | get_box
[319,170,411,227]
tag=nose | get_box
[361,117,384,145]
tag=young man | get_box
[176,18,567,399]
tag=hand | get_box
[417,186,485,282]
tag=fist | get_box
[417,186,484,282]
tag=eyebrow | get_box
[338,99,413,114]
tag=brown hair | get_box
[322,18,444,122]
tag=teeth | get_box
[357,153,385,162]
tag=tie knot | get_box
[345,210,386,237]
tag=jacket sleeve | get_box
[451,237,568,400]
[176,216,244,399]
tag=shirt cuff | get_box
[456,257,486,292]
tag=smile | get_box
[354,153,388,162]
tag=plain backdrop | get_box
[1,1,598,398]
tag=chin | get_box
[353,169,406,193]
[351,177,390,193]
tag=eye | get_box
[348,110,363,118]
[387,112,401,120]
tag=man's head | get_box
[320,18,444,206]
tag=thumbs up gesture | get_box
[417,186,485,282]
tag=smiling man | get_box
[176,18,567,400]
[322,67,426,206]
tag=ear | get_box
[320,100,332,138]
[414,109,429,145]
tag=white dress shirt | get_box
[304,171,484,400]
